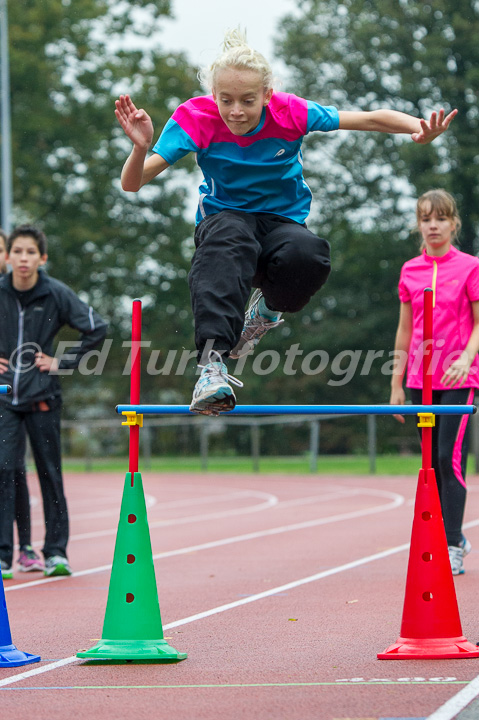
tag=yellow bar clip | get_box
[121,411,143,427]
[417,412,435,428]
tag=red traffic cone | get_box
[378,468,479,659]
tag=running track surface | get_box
[2,469,479,720]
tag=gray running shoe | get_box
[44,555,72,577]
[190,350,243,416]
[230,289,283,359]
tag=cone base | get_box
[378,635,479,660]
[0,643,41,668]
[77,638,187,662]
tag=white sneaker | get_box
[190,350,243,416]
[448,545,465,575]
[230,290,284,359]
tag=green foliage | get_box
[276,0,479,251]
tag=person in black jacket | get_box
[0,225,108,579]
[0,229,44,576]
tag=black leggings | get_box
[0,400,68,565]
[188,210,331,361]
[410,387,475,546]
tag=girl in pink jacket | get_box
[391,189,479,575]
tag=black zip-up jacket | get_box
[0,270,108,409]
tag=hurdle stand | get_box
[77,300,186,662]
[114,400,477,661]
[83,290,478,662]
[378,288,479,659]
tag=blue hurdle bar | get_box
[116,404,477,416]
[0,385,11,395]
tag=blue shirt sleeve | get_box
[152,118,199,165]
[306,101,340,134]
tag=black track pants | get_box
[188,211,331,361]
[0,401,68,565]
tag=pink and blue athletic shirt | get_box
[398,246,479,390]
[152,92,339,224]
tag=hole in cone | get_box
[128,514,137,524]
[127,554,135,564]
[126,593,134,603]
[422,511,432,521]
[422,591,433,602]
[422,552,432,562]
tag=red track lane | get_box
[2,470,479,720]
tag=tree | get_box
[4,0,200,419]
[276,0,479,252]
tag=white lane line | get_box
[67,487,365,538]
[0,540,410,687]
[0,657,77,688]
[270,489,364,509]
[28,495,155,527]
[164,542,411,629]
[28,491,263,529]
[148,491,270,510]
[28,488,336,530]
[66,490,280,542]
[5,488,404,593]
[426,675,479,720]
[31,485,398,544]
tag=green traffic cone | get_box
[77,472,186,661]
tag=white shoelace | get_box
[197,349,244,388]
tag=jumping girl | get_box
[115,29,457,415]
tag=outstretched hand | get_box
[411,108,458,144]
[115,94,154,148]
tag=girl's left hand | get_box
[441,353,471,388]
[411,108,458,144]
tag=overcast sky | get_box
[159,0,297,79]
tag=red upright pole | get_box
[422,288,433,471]
[129,299,142,481]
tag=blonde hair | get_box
[416,188,461,249]
[198,28,273,92]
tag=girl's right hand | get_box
[115,95,154,148]
[390,385,406,424]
